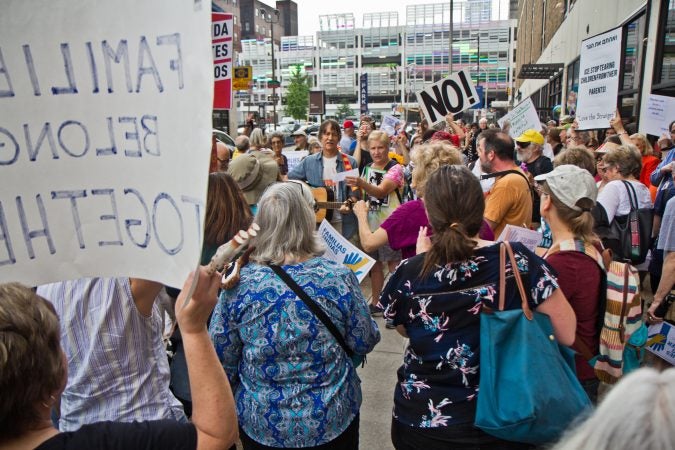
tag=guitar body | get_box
[310,186,346,224]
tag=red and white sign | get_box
[212,13,233,109]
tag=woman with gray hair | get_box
[551,367,675,450]
[592,145,652,262]
[209,182,380,449]
[249,128,271,153]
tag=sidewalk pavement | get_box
[358,276,406,450]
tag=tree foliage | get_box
[285,66,309,120]
[336,99,354,120]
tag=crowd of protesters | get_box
[2,101,675,450]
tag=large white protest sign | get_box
[318,220,375,283]
[498,98,541,139]
[576,28,622,130]
[0,1,212,288]
[642,94,675,138]
[416,69,480,126]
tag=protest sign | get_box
[575,28,622,130]
[642,94,675,138]
[0,0,212,288]
[318,220,375,283]
[416,69,479,126]
[498,98,541,139]
[646,322,675,366]
[380,115,403,136]
[497,225,543,252]
[212,12,233,109]
[282,150,308,173]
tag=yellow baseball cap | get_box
[515,129,545,145]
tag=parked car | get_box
[212,129,236,152]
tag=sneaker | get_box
[369,304,383,316]
[385,318,396,329]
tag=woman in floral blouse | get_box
[209,182,380,449]
[380,165,576,449]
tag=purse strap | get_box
[269,264,354,358]
[498,242,534,320]
[621,180,639,212]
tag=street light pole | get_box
[261,8,280,130]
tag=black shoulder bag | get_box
[608,181,653,265]
[269,264,366,367]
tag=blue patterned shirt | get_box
[209,257,380,447]
[380,243,559,430]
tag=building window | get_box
[566,58,580,115]
[653,0,675,94]
[618,10,647,118]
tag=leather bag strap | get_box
[269,264,354,358]
[504,242,534,320]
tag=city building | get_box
[235,0,517,125]
[515,0,673,127]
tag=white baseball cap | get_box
[534,164,597,212]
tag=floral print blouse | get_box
[380,242,559,430]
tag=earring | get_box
[41,394,57,409]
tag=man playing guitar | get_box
[288,119,359,238]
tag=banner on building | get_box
[318,220,375,283]
[0,0,212,288]
[415,69,480,126]
[309,90,325,115]
[213,12,233,109]
[643,94,675,138]
[498,98,541,139]
[233,66,252,91]
[360,73,369,115]
[575,27,622,130]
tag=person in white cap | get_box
[292,129,309,151]
[535,164,603,402]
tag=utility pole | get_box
[448,0,453,74]
[261,8,280,130]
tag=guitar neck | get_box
[315,202,345,209]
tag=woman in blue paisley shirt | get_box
[380,165,576,450]
[209,182,380,449]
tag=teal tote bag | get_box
[474,242,592,445]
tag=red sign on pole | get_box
[212,13,233,109]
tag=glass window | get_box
[656,0,675,86]
[622,14,646,91]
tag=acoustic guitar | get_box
[311,186,351,223]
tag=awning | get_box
[517,63,564,79]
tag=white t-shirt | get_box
[322,155,341,223]
[471,161,495,193]
[597,179,653,223]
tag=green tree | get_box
[336,99,354,120]
[285,66,309,120]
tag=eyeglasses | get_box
[516,141,530,148]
